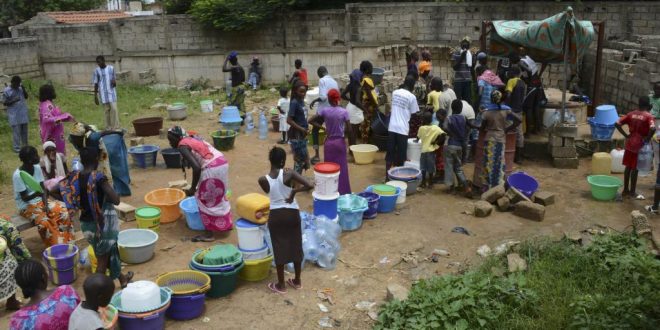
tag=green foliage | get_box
[188,0,303,31]
[163,0,195,14]
[0,0,103,27]
[376,234,660,329]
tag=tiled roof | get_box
[44,11,131,24]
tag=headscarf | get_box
[328,89,341,106]
[490,90,503,106]
[228,51,238,59]
[42,141,56,151]
[168,126,186,138]
[478,69,504,87]
[418,61,432,74]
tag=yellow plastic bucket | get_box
[136,207,161,233]
[238,255,274,282]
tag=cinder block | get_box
[553,157,579,169]
[513,201,545,221]
[534,191,556,206]
[551,146,577,158]
[129,137,144,146]
[552,123,578,138]
[115,202,136,222]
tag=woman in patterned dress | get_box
[0,216,31,311]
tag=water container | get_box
[591,152,612,175]
[258,111,268,140]
[302,229,319,261]
[637,143,653,176]
[225,79,232,97]
[121,281,161,312]
[244,112,254,136]
[593,105,619,125]
[407,138,422,164]
[610,148,625,173]
[72,157,82,171]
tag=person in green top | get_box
[0,216,32,310]
[649,82,660,169]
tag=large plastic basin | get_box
[145,188,186,223]
[118,229,159,264]
[587,175,622,201]
[350,144,379,164]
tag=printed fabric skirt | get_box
[81,203,121,280]
[290,139,310,174]
[0,253,18,301]
[481,139,505,190]
[20,200,74,247]
[268,208,303,265]
[196,157,232,231]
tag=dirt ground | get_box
[0,94,656,329]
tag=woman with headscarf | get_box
[0,216,31,311]
[308,89,354,194]
[69,123,131,196]
[40,141,68,192]
[477,90,520,191]
[38,84,73,155]
[359,62,379,144]
[54,147,133,288]
[168,126,231,241]
[13,146,74,247]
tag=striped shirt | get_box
[92,65,117,104]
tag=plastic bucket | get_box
[593,105,619,125]
[587,175,622,201]
[117,303,169,330]
[221,121,242,133]
[200,100,214,113]
[161,148,182,169]
[179,197,205,231]
[236,219,265,251]
[144,188,186,223]
[211,130,237,151]
[365,186,400,213]
[239,244,270,260]
[407,138,422,164]
[118,229,159,264]
[588,118,616,141]
[337,194,368,231]
[219,106,241,123]
[166,293,205,320]
[349,144,379,164]
[128,145,160,169]
[194,263,244,298]
[386,181,408,204]
[357,192,379,219]
[42,244,79,285]
[136,206,161,233]
[239,255,274,282]
[314,162,340,197]
[167,104,187,121]
[506,172,539,198]
[313,192,339,219]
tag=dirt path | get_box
[0,93,655,329]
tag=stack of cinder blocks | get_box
[549,123,578,169]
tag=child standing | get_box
[68,274,115,330]
[258,147,313,294]
[426,77,443,125]
[443,100,473,194]
[615,96,655,200]
[277,87,290,144]
[504,66,527,164]
[417,111,445,189]
[287,81,310,174]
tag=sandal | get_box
[645,205,659,214]
[286,278,302,290]
[268,282,287,294]
[192,235,215,242]
[635,194,646,201]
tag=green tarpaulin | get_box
[489,7,595,64]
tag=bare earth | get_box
[0,101,655,330]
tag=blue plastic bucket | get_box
[313,192,339,219]
[593,105,619,125]
[179,197,205,231]
[506,172,539,198]
[365,186,400,213]
[128,145,160,169]
[166,292,205,320]
[588,118,616,141]
[357,192,379,219]
[337,194,368,231]
[219,106,242,123]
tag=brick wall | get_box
[0,37,41,79]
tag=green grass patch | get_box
[375,234,660,329]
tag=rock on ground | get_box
[496,196,511,211]
[481,185,506,203]
[507,253,527,272]
[474,201,493,217]
[534,191,556,206]
[513,201,545,221]
[386,283,409,301]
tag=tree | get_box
[188,0,307,31]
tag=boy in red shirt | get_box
[289,59,308,87]
[615,96,655,199]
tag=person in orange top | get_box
[615,96,655,200]
[289,59,308,86]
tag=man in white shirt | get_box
[439,84,457,114]
[386,76,420,177]
[93,55,120,130]
[309,66,339,164]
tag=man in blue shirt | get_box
[93,55,120,130]
[3,76,29,153]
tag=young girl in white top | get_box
[258,147,312,294]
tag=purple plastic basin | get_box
[166,293,206,320]
[357,192,379,219]
[118,307,167,330]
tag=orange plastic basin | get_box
[144,188,186,223]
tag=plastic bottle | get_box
[637,142,653,176]
[258,111,268,140]
[72,157,83,172]
[225,79,232,97]
[244,112,254,135]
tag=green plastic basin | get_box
[587,175,622,201]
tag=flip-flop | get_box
[645,205,659,214]
[192,235,215,242]
[286,278,302,290]
[635,194,646,200]
[268,282,286,294]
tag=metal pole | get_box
[592,21,605,110]
[561,25,570,123]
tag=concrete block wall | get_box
[0,38,41,79]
